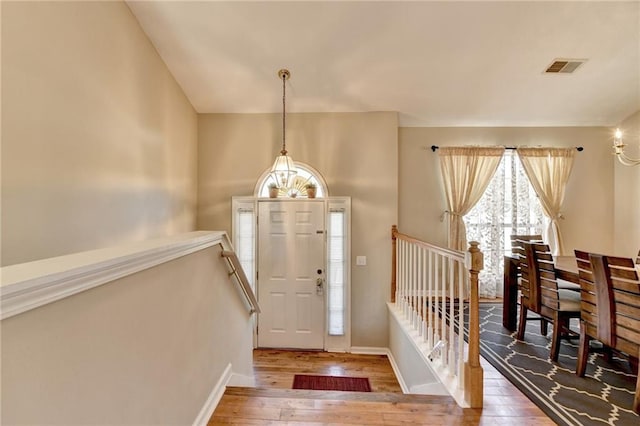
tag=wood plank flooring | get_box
[252,350,403,393]
[209,348,555,425]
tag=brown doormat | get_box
[292,374,372,392]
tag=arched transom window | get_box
[254,162,329,198]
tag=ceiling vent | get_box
[544,59,586,73]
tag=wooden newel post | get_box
[391,225,398,303]
[465,240,484,408]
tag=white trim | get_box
[349,346,389,355]
[384,349,410,394]
[1,231,228,320]
[192,363,232,426]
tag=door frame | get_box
[231,196,351,352]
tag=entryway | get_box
[231,161,352,351]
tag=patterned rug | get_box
[292,374,372,392]
[477,303,639,426]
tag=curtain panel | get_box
[516,147,576,256]
[438,147,505,252]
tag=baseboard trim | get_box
[349,346,388,355]
[384,349,410,394]
[228,372,255,387]
[193,363,232,426]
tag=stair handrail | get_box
[219,235,260,315]
[390,225,484,408]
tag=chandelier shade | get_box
[270,153,297,189]
[269,68,297,189]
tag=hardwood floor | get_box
[209,348,555,425]
[252,350,403,393]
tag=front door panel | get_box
[258,201,325,349]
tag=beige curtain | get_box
[517,147,576,256]
[438,147,505,251]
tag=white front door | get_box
[257,200,325,349]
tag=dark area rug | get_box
[292,374,371,392]
[476,303,639,426]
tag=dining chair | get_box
[576,248,624,387]
[580,253,640,414]
[502,235,546,332]
[517,242,581,361]
[515,238,549,337]
[575,251,640,372]
[574,250,614,372]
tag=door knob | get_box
[316,278,324,296]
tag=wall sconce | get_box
[613,128,640,166]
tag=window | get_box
[464,151,544,298]
[236,208,256,291]
[327,208,346,335]
[255,162,328,198]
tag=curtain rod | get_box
[430,145,584,152]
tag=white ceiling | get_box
[127,1,640,127]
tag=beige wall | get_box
[1,1,198,266]
[1,245,254,424]
[614,110,640,257]
[198,112,398,347]
[399,127,615,255]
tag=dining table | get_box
[502,255,579,331]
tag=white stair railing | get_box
[391,225,483,408]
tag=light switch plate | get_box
[356,256,367,266]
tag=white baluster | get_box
[457,261,465,389]
[420,246,425,337]
[400,240,407,316]
[396,239,404,309]
[410,243,417,330]
[404,241,410,319]
[394,238,399,305]
[448,258,462,375]
[427,249,433,347]
[434,253,441,347]
[441,253,446,349]
[415,245,420,334]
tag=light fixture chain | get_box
[269,68,296,191]
[282,71,286,155]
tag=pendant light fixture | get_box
[269,69,297,189]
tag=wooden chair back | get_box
[590,254,640,355]
[512,235,543,310]
[526,242,561,313]
[511,234,543,260]
[589,253,640,413]
[517,240,540,313]
[574,250,614,346]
